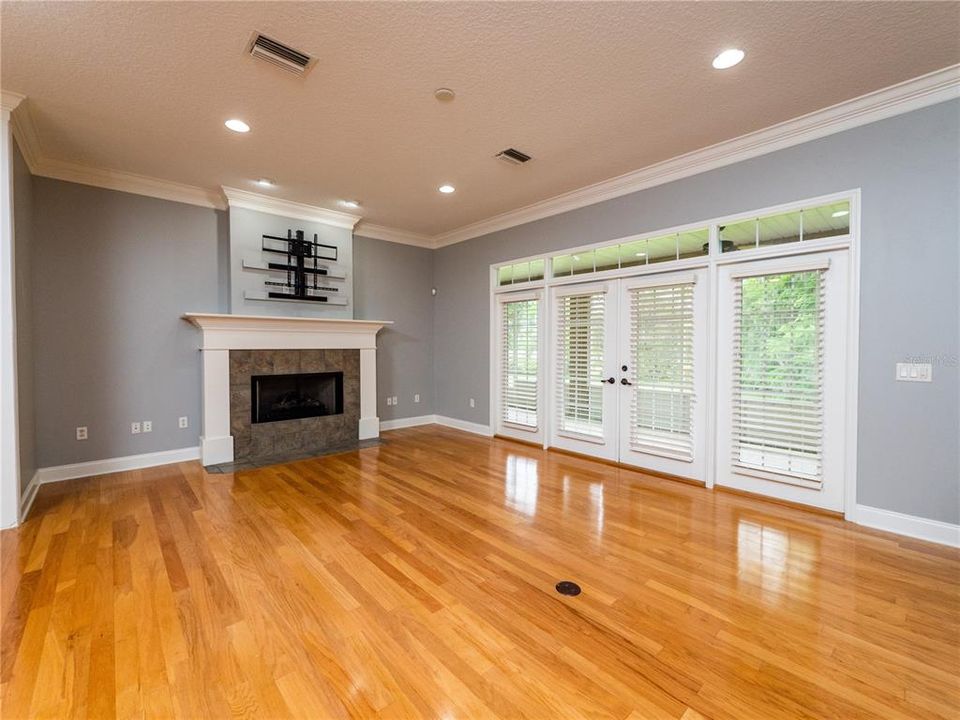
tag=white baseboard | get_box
[434,415,494,437]
[380,414,438,431]
[35,446,201,485]
[379,414,493,437]
[852,504,960,548]
[18,471,40,522]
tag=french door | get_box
[549,282,619,460]
[715,250,850,511]
[548,270,708,479]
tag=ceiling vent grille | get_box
[248,33,315,76]
[496,148,533,165]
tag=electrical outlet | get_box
[896,362,932,382]
[142,420,152,433]
[131,422,141,434]
[386,397,393,406]
[469,398,475,408]
[392,396,398,405]
[178,416,189,429]
[76,426,88,441]
[414,393,420,403]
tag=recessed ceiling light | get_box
[339,199,361,209]
[832,209,850,218]
[712,48,745,70]
[225,118,250,133]
[438,184,456,194]
[434,88,456,102]
[255,178,274,187]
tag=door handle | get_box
[620,378,632,386]
[604,377,616,384]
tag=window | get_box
[721,200,850,253]
[555,291,606,437]
[499,298,540,428]
[732,270,825,485]
[628,282,696,460]
[497,259,545,287]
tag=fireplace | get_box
[252,371,344,424]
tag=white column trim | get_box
[0,102,23,529]
[358,348,379,439]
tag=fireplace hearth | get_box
[252,371,343,424]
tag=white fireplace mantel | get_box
[183,313,391,465]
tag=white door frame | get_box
[487,189,860,519]
[714,250,851,512]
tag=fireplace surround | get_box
[184,313,390,466]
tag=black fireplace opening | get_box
[251,371,344,424]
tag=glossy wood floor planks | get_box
[2,425,958,719]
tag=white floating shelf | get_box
[242,258,347,280]
[243,291,349,306]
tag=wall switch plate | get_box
[386,397,393,406]
[469,398,475,408]
[178,416,189,429]
[896,362,932,382]
[414,394,420,403]
[142,420,152,433]
[392,396,398,405]
[131,422,141,434]
[76,426,88,441]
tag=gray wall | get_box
[13,139,35,492]
[434,100,960,524]
[30,179,223,466]
[228,206,354,319]
[25,181,436,466]
[354,236,435,421]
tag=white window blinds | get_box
[732,270,825,485]
[556,292,605,438]
[628,282,696,460]
[500,298,539,428]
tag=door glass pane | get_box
[556,292,605,438]
[733,270,824,484]
[629,283,696,460]
[501,299,539,427]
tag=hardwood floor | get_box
[2,425,958,719]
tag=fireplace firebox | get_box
[251,371,344,424]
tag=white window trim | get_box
[487,189,860,521]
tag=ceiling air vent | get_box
[496,148,533,165]
[247,33,316,76]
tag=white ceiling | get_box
[2,1,958,237]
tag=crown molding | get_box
[35,158,226,209]
[354,221,434,248]
[9,99,42,173]
[431,63,960,248]
[0,91,25,113]
[6,65,958,247]
[221,186,361,230]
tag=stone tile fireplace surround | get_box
[184,314,390,466]
[231,349,360,463]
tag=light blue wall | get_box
[433,100,960,524]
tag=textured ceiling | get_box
[2,1,958,235]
